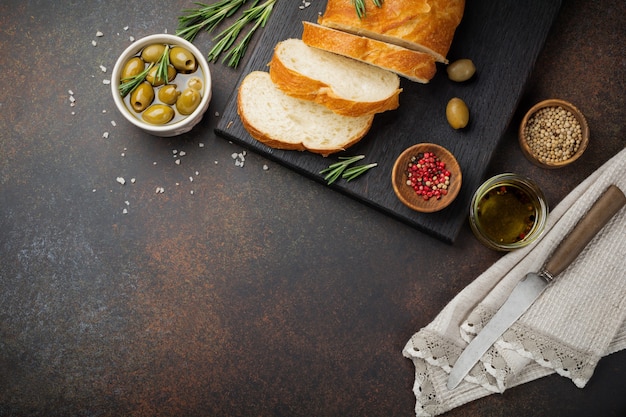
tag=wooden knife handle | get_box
[544,184,626,278]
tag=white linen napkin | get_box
[403,147,626,417]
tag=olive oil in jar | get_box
[475,184,538,244]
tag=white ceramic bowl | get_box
[111,34,212,137]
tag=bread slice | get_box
[237,71,374,156]
[302,21,437,83]
[268,38,401,117]
[318,0,465,63]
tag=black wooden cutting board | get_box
[216,0,562,244]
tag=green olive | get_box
[187,77,203,91]
[130,81,155,112]
[169,46,197,73]
[141,44,166,63]
[146,64,177,86]
[142,104,175,125]
[446,97,469,129]
[121,57,145,80]
[176,88,201,115]
[447,59,476,82]
[158,84,180,105]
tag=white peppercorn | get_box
[523,106,583,164]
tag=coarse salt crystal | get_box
[263,164,269,171]
[131,178,136,183]
[179,151,186,157]
[68,89,74,95]
[103,79,111,85]
[96,31,104,37]
[231,153,238,159]
[155,187,165,194]
[69,96,76,103]
[129,36,135,42]
[92,40,97,46]
[199,143,205,148]
[122,208,128,214]
[175,159,180,165]
[102,132,109,138]
[116,177,125,185]
[190,190,194,195]
[124,26,129,31]
[189,176,193,182]
[99,65,107,72]
[111,120,117,127]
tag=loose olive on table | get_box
[118,42,204,125]
[446,97,470,129]
[447,58,476,82]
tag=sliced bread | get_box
[237,71,374,157]
[301,21,437,83]
[268,38,401,117]
[318,0,465,63]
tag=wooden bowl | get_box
[518,99,589,169]
[392,143,462,213]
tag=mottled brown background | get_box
[0,0,624,416]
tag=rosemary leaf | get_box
[319,155,367,185]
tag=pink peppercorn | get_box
[405,152,451,201]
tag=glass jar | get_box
[469,173,548,251]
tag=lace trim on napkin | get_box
[405,329,502,415]
[462,305,600,389]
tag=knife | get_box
[447,184,626,390]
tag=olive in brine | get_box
[169,46,197,73]
[146,64,176,86]
[130,81,155,112]
[187,77,203,91]
[121,57,145,80]
[142,104,175,125]
[141,44,166,63]
[158,84,180,105]
[176,88,201,115]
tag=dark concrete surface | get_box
[0,0,624,416]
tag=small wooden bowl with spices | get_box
[518,99,589,169]
[392,143,462,213]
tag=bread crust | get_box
[237,71,374,157]
[268,40,401,117]
[302,21,437,83]
[318,0,465,63]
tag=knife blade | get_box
[447,184,626,390]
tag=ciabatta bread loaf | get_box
[237,71,374,157]
[318,0,465,63]
[301,21,437,83]
[268,38,401,117]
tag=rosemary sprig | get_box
[319,155,377,185]
[176,0,276,68]
[353,0,384,19]
[155,44,171,85]
[207,0,277,67]
[221,0,276,67]
[176,0,247,43]
[118,62,154,98]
